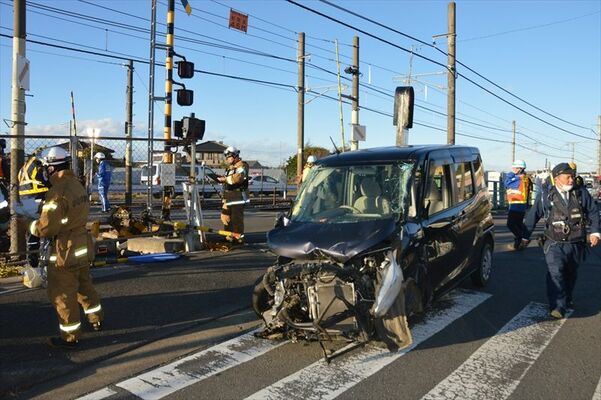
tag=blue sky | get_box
[1,0,600,171]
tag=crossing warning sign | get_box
[229,9,248,33]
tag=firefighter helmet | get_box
[40,147,71,166]
[94,152,106,160]
[223,146,240,158]
[307,155,317,164]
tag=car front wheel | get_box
[471,241,492,287]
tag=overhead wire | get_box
[316,0,598,135]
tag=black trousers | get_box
[507,210,527,245]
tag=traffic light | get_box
[176,88,194,106]
[177,60,194,79]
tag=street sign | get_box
[229,9,248,33]
[352,124,366,141]
[17,55,30,91]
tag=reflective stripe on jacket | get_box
[18,157,49,197]
[223,159,249,192]
[505,173,532,205]
[32,170,92,269]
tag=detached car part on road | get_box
[253,145,494,360]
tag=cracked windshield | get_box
[291,162,414,223]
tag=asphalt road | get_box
[1,213,600,400]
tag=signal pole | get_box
[10,0,26,255]
[125,60,134,206]
[447,1,456,145]
[297,32,305,178]
[511,120,516,163]
[161,0,176,220]
[350,36,360,151]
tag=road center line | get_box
[421,302,570,400]
[245,289,491,400]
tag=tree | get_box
[284,145,330,181]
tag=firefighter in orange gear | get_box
[217,146,249,243]
[30,146,103,348]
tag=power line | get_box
[0,33,296,90]
[316,0,597,134]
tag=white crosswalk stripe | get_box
[593,374,601,400]
[115,331,286,400]
[245,289,491,400]
[421,302,570,400]
[77,291,587,400]
[78,331,285,400]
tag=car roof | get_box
[317,145,480,166]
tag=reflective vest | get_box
[506,174,532,205]
[18,157,49,197]
[544,187,586,243]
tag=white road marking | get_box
[77,387,117,400]
[114,331,285,400]
[593,374,601,400]
[246,289,492,400]
[421,302,570,400]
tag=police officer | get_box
[18,154,51,268]
[522,162,600,319]
[217,146,249,243]
[504,160,532,250]
[94,152,112,213]
[30,146,103,348]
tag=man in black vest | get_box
[522,163,600,319]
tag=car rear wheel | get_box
[471,241,492,287]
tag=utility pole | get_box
[511,120,516,163]
[296,32,305,179]
[570,142,575,163]
[335,39,345,152]
[350,36,360,151]
[10,0,26,256]
[125,60,134,206]
[597,115,601,176]
[447,1,456,145]
[146,0,158,215]
[70,91,78,176]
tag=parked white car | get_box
[141,163,220,198]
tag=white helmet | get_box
[40,146,71,166]
[512,159,526,169]
[223,146,240,157]
[307,155,317,164]
[94,152,106,159]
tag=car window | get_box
[454,161,474,202]
[425,161,454,214]
[265,176,278,183]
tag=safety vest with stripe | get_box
[506,174,532,205]
[18,157,49,197]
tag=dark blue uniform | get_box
[523,184,600,315]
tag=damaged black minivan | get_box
[253,145,494,357]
